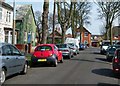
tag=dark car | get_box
[31,44,63,67]
[56,44,73,59]
[112,48,120,73]
[0,43,28,84]
[106,45,120,61]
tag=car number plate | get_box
[38,59,47,62]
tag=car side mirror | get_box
[21,52,25,56]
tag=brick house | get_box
[76,27,91,46]
[48,29,62,44]
[112,26,120,41]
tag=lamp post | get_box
[12,0,15,44]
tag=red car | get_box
[31,44,63,67]
[112,48,120,74]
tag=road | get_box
[4,47,120,85]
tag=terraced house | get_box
[0,1,17,44]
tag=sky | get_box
[5,0,119,35]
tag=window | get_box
[6,11,8,22]
[84,32,88,37]
[2,45,12,56]
[6,11,11,22]
[35,46,52,51]
[0,7,2,20]
[9,12,11,22]
[9,45,20,55]
[5,31,9,43]
[54,45,58,50]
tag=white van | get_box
[64,38,80,48]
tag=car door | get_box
[9,45,25,72]
[2,45,17,75]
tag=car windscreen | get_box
[116,46,120,49]
[102,42,110,46]
[109,48,116,52]
[56,44,67,48]
[35,46,52,51]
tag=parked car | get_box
[106,45,120,61]
[112,48,120,73]
[67,43,78,55]
[0,43,28,84]
[56,44,73,59]
[31,44,63,67]
[79,43,87,50]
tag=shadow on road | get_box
[95,58,111,62]
[92,68,120,79]
[97,83,119,86]
[71,58,110,65]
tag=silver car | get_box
[56,44,73,59]
[0,43,28,84]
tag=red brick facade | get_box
[77,27,91,46]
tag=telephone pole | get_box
[12,0,15,44]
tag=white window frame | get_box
[6,11,11,22]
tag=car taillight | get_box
[50,53,53,56]
[114,58,119,63]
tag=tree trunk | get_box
[41,1,49,44]
[61,25,66,43]
[109,24,113,45]
[52,0,56,44]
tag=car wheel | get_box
[1,68,6,84]
[60,57,63,63]
[21,62,28,74]
[53,59,58,67]
[68,54,71,59]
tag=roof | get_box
[49,30,62,38]
[16,4,36,25]
[77,27,91,34]
[0,1,13,10]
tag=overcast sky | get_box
[6,0,119,35]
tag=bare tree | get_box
[41,0,49,44]
[57,1,73,43]
[35,11,42,43]
[71,2,77,38]
[96,0,120,44]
